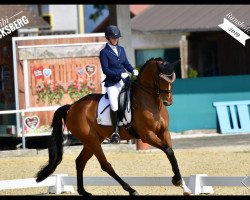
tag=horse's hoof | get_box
[172,176,182,187]
[78,189,92,197]
[130,191,139,196]
[183,191,192,196]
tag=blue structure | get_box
[167,75,250,132]
[213,100,250,133]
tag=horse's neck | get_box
[133,65,163,110]
[137,63,157,89]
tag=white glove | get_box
[133,69,139,76]
[121,72,129,79]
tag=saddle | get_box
[97,77,132,126]
[118,77,131,121]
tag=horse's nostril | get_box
[163,101,172,106]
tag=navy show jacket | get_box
[99,43,134,87]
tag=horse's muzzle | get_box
[163,100,172,106]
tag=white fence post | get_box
[2,174,249,195]
[188,174,214,195]
[48,174,75,194]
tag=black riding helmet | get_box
[105,25,122,38]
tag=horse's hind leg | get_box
[75,147,93,196]
[93,143,139,196]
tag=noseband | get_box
[157,72,175,95]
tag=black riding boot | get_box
[110,110,120,143]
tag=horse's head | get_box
[156,59,179,106]
[136,58,178,106]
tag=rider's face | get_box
[109,37,119,45]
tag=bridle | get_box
[132,60,176,101]
[158,72,175,95]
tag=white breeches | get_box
[106,79,124,111]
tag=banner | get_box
[218,18,250,46]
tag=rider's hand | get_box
[121,72,129,79]
[133,69,139,76]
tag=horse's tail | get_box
[36,104,71,182]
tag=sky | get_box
[84,5,109,33]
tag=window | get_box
[135,48,181,78]
[42,14,53,30]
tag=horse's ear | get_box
[161,59,180,75]
[163,62,174,75]
[166,59,180,72]
[172,59,180,67]
[157,62,165,72]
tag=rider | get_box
[99,25,139,143]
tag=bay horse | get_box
[36,58,192,196]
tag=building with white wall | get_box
[39,5,84,34]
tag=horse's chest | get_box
[137,110,164,130]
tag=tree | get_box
[89,5,108,22]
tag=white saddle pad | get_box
[96,94,131,126]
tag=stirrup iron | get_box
[110,132,120,144]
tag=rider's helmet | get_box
[105,25,122,38]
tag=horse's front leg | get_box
[163,147,192,195]
[142,131,192,195]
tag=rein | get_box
[132,81,160,96]
[132,80,172,96]
[128,58,179,108]
[132,71,174,97]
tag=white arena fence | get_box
[0,106,61,149]
[0,174,249,195]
